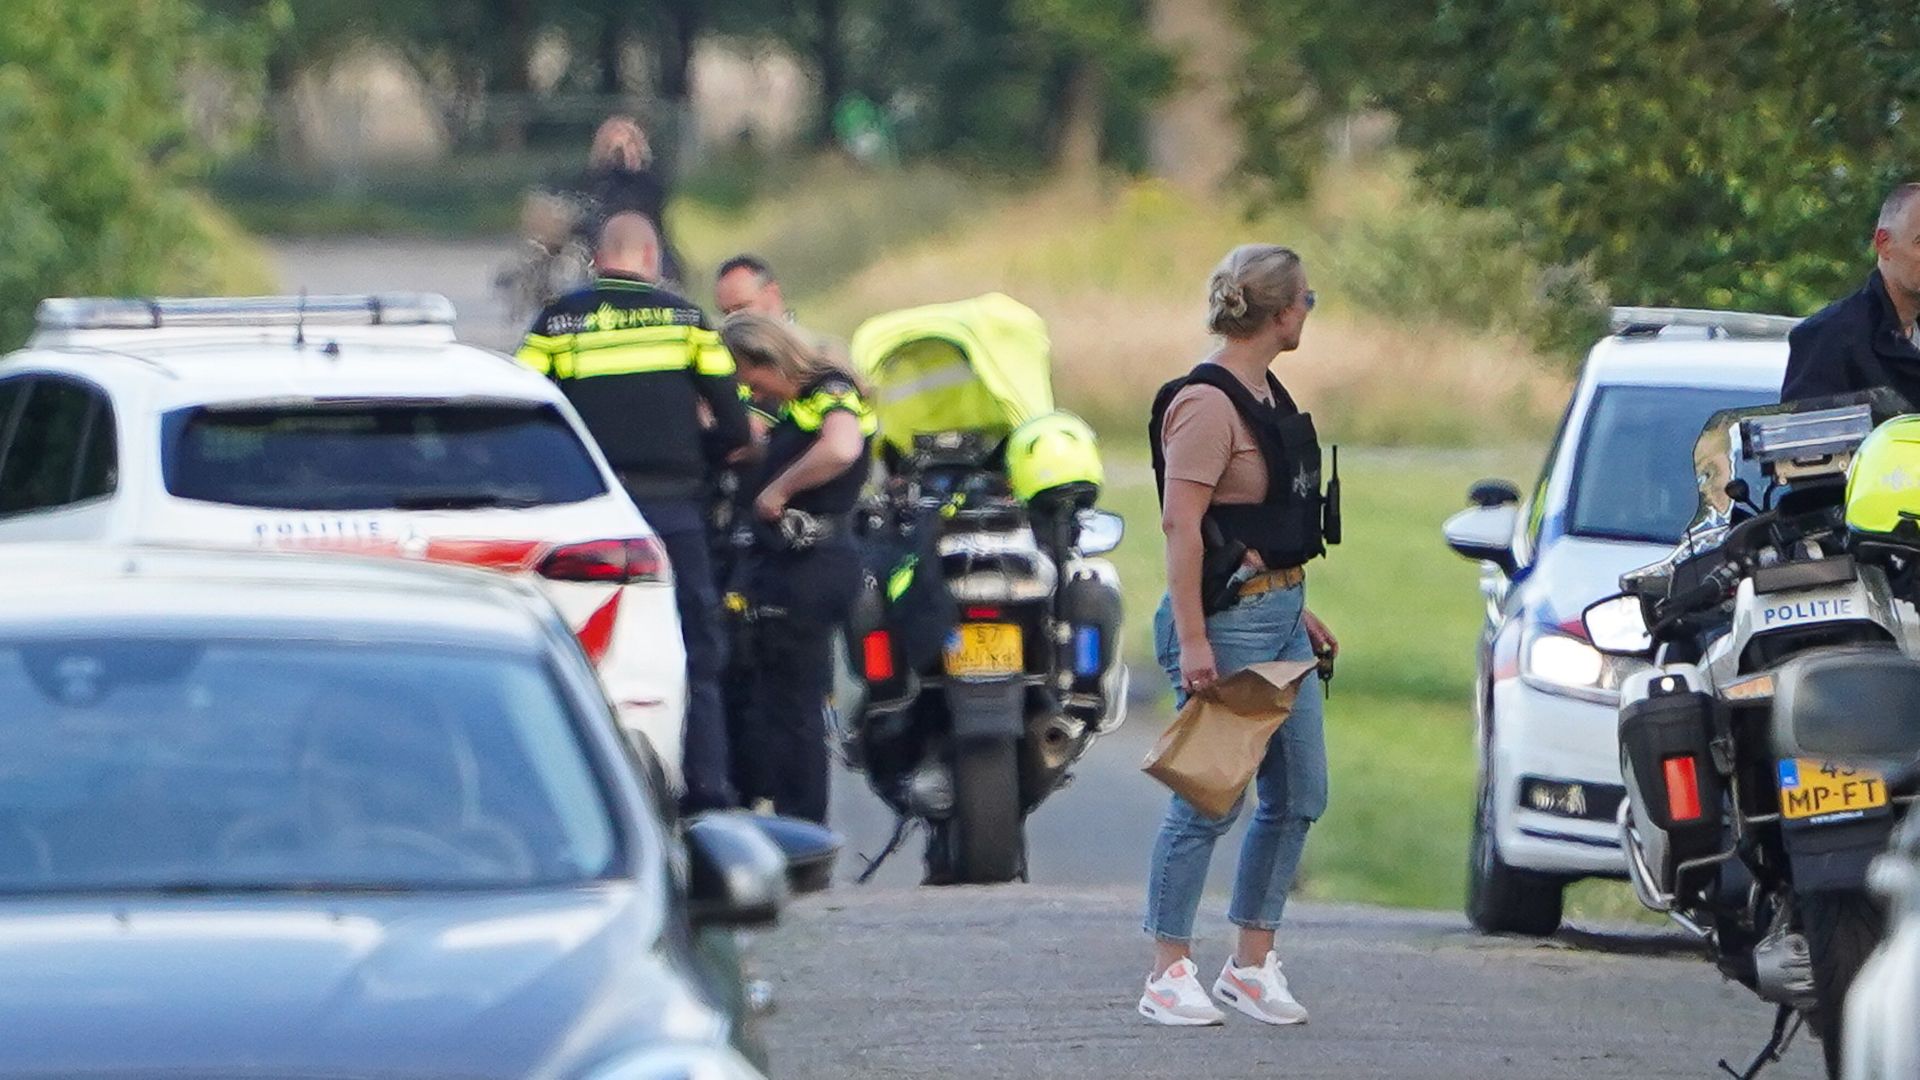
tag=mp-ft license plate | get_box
[944,623,1023,679]
[1777,759,1890,822]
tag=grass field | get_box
[1100,447,1656,921]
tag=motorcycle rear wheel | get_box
[950,737,1025,884]
[1802,890,1884,1078]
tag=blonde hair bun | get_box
[1205,244,1305,338]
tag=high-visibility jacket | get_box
[516,274,749,499]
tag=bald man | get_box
[1783,182,1920,410]
[516,211,749,813]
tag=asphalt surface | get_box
[757,885,1824,1079]
[269,237,525,351]
[271,238,1826,1079]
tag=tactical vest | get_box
[759,374,878,516]
[1148,363,1328,575]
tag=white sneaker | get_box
[1213,951,1309,1025]
[1138,958,1226,1026]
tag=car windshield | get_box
[0,638,621,894]
[164,402,607,510]
[1567,385,1775,544]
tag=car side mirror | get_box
[1772,648,1920,775]
[1442,503,1519,574]
[750,816,841,896]
[1582,594,1652,655]
[1077,509,1125,555]
[684,813,788,928]
[1468,478,1521,507]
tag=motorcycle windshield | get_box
[1684,389,1904,535]
[851,293,1056,455]
[1621,390,1900,588]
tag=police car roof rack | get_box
[1609,306,1801,340]
[34,293,458,332]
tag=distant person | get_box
[515,212,750,813]
[577,116,685,286]
[1781,182,1920,410]
[715,254,792,319]
[1137,244,1337,1028]
[718,314,876,824]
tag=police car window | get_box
[164,402,607,510]
[72,399,117,502]
[0,379,96,516]
[1566,385,1773,544]
[0,379,25,456]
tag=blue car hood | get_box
[0,885,715,1079]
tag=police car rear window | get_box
[164,402,607,510]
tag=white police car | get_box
[1443,307,1790,934]
[0,294,690,785]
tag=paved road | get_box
[757,885,1823,1079]
[269,237,525,351]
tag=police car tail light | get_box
[539,538,671,585]
[1662,756,1704,823]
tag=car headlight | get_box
[1521,626,1638,703]
[581,1045,766,1080]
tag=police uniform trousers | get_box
[631,496,736,812]
[740,539,859,825]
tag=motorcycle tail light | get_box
[964,607,1003,620]
[862,630,896,682]
[538,538,671,585]
[1663,756,1703,822]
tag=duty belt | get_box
[1237,565,1305,598]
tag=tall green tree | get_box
[0,1,273,346]
[1236,0,1920,314]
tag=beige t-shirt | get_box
[1160,371,1270,505]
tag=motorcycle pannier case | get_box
[1619,675,1724,850]
[1059,569,1122,717]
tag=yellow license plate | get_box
[1778,759,1890,821]
[944,623,1023,679]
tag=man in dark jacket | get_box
[1781,182,1920,409]
[517,212,749,812]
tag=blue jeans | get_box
[1143,585,1328,943]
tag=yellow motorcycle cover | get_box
[850,293,1056,455]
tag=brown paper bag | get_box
[1140,659,1320,818]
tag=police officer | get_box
[516,212,749,812]
[718,314,877,825]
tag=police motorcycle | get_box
[832,295,1128,885]
[1583,391,1920,1078]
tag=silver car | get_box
[0,545,833,1078]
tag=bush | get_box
[1318,193,1608,366]
[0,2,275,345]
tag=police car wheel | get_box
[1466,768,1564,936]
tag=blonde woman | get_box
[718,315,876,823]
[1138,245,1338,1026]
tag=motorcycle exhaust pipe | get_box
[1035,715,1087,771]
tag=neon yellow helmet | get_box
[1005,410,1104,508]
[1845,415,1920,541]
